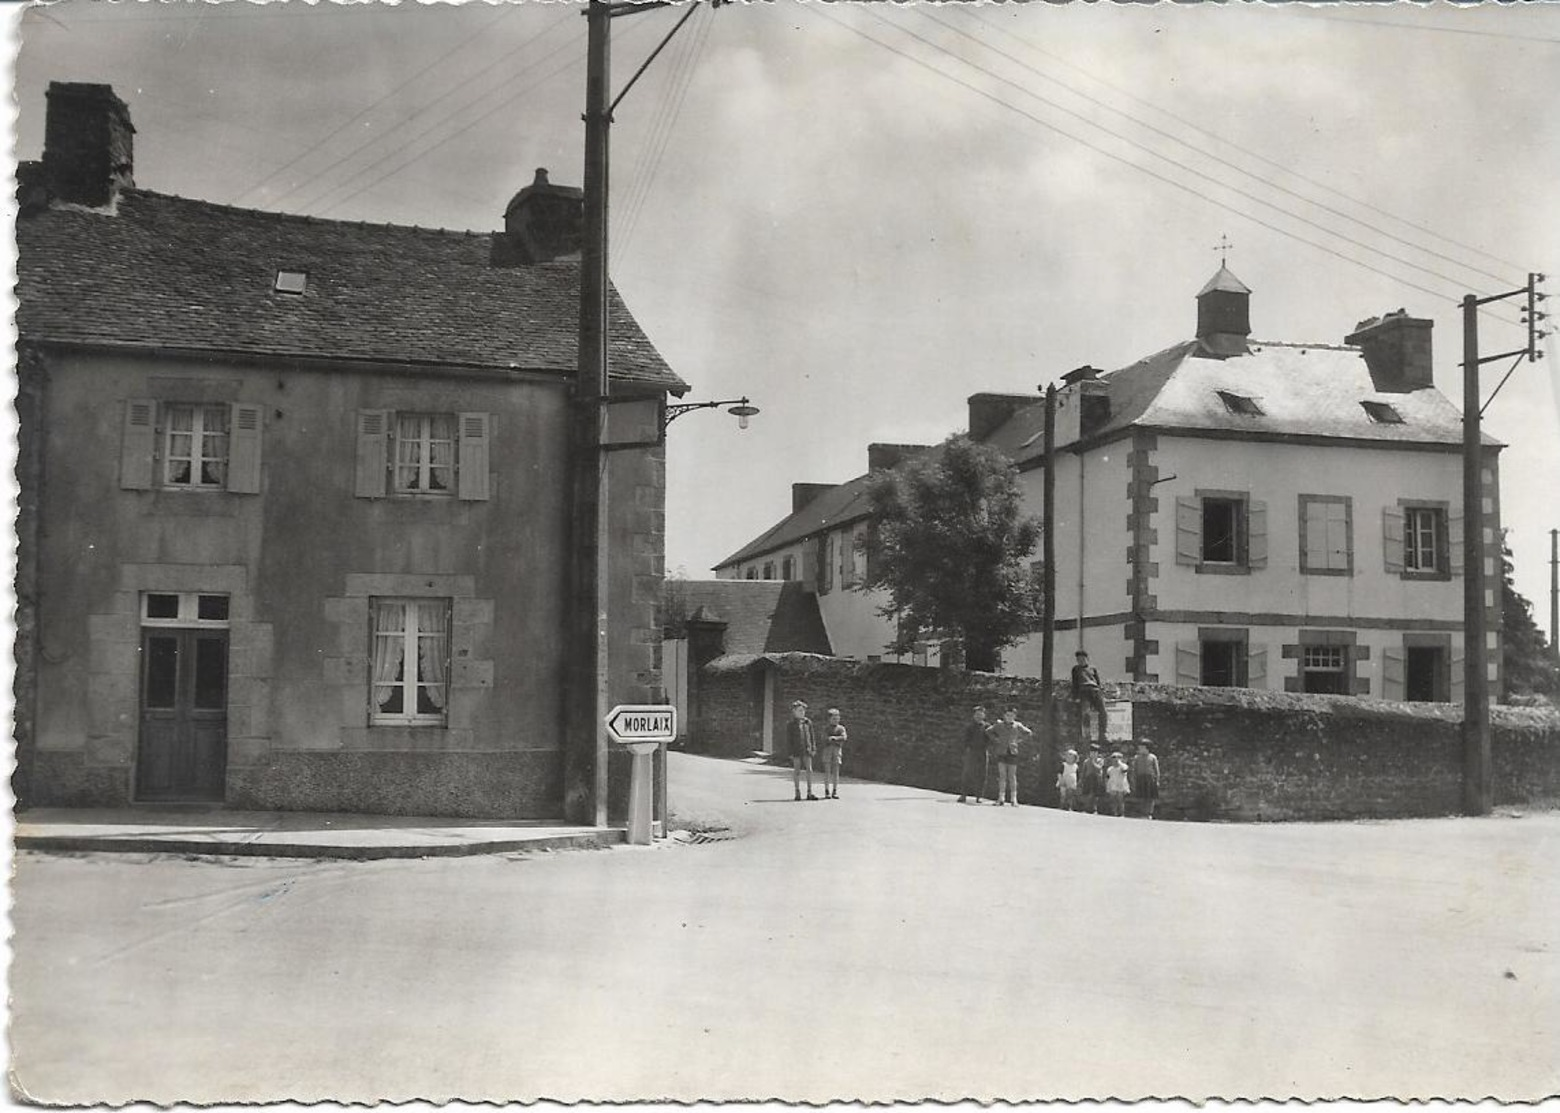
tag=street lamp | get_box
[666,396,760,430]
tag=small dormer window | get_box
[274,270,308,295]
[1217,390,1264,416]
[1361,401,1404,424]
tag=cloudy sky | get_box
[9,0,1560,615]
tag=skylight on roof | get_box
[1216,390,1264,416]
[274,269,308,295]
[1361,400,1405,424]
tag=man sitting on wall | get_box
[1071,650,1109,746]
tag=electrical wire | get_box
[275,6,579,215]
[944,8,1526,287]
[869,6,1520,316]
[227,3,516,207]
[822,6,1524,326]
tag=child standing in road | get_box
[1104,751,1131,816]
[1056,748,1079,811]
[1077,743,1104,814]
[1131,742,1161,819]
[786,700,818,802]
[821,708,847,800]
[987,706,1033,806]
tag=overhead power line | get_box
[950,8,1527,287]
[227,3,516,207]
[824,6,1522,327]
[275,6,579,215]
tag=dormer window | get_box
[1216,390,1264,417]
[1361,400,1404,424]
[274,269,308,295]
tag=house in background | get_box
[661,579,831,752]
[14,82,686,820]
[717,267,1501,702]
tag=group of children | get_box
[788,696,1163,816]
[785,700,847,801]
[1055,741,1161,817]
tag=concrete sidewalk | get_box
[13,807,627,860]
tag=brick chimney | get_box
[792,483,835,513]
[1196,264,1251,359]
[492,168,584,266]
[867,443,931,472]
[40,82,135,208]
[967,393,1035,441]
[1345,310,1434,392]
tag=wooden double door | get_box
[136,628,229,802]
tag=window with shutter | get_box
[227,403,264,494]
[120,399,157,490]
[1300,495,1351,574]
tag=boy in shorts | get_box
[820,708,847,799]
[785,700,818,801]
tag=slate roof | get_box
[715,473,878,570]
[1000,337,1494,469]
[14,188,686,392]
[675,580,832,655]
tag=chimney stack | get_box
[867,443,931,472]
[1196,264,1251,359]
[792,483,835,514]
[492,167,585,266]
[40,82,135,208]
[967,393,1036,442]
[1345,310,1434,392]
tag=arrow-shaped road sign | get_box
[605,704,677,744]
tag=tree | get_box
[863,434,1040,673]
[1501,539,1559,704]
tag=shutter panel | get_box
[1447,511,1465,576]
[355,410,390,498]
[1449,646,1466,705]
[1247,499,1268,569]
[1382,506,1405,573]
[800,545,818,592]
[457,412,491,502]
[1175,641,1200,686]
[1382,645,1406,702]
[818,536,833,594]
[226,403,264,494]
[120,398,157,490]
[1175,497,1200,565]
[1246,644,1268,690]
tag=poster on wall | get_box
[1105,700,1134,743]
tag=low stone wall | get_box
[692,653,1560,821]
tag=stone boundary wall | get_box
[693,653,1560,821]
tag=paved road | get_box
[12,754,1560,1103]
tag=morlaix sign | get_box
[605,704,677,744]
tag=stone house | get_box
[715,266,1500,702]
[14,82,686,819]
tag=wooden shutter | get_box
[227,403,264,494]
[1382,645,1406,702]
[1447,510,1465,576]
[1382,506,1405,573]
[800,545,818,592]
[355,410,390,498]
[120,398,157,490]
[1247,499,1268,569]
[1175,497,1200,565]
[818,535,833,594]
[1246,644,1268,690]
[457,412,491,501]
[1449,645,1466,705]
[1175,641,1200,686]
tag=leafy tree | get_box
[1501,539,1559,704]
[863,434,1040,672]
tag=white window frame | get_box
[141,591,231,628]
[1404,506,1443,573]
[163,404,230,490]
[392,413,458,497]
[370,598,452,726]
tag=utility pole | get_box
[1460,272,1547,816]
[1041,384,1057,745]
[564,0,613,826]
[1551,528,1558,663]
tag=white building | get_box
[715,268,1501,701]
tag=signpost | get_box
[606,704,677,844]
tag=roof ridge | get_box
[127,187,490,240]
[1248,338,1356,352]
